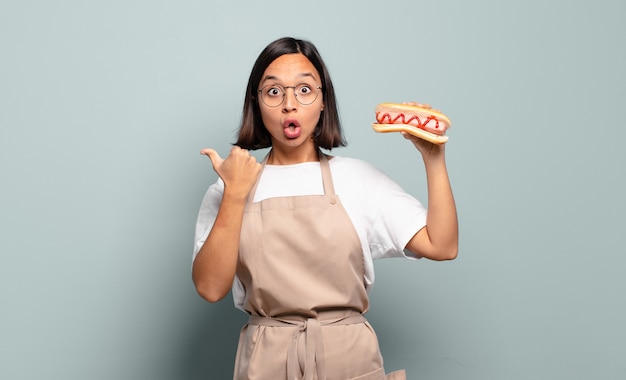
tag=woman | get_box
[192,37,458,380]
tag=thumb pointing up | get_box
[200,146,262,198]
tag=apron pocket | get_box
[383,369,407,380]
[348,367,385,380]
[348,368,407,380]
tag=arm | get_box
[402,105,458,261]
[192,146,261,302]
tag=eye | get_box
[265,86,283,97]
[297,84,313,95]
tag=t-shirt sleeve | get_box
[192,179,224,262]
[368,167,428,260]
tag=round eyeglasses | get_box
[257,83,322,107]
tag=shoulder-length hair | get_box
[235,37,346,150]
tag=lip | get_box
[283,118,300,129]
[282,118,302,139]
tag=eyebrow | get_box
[261,72,317,84]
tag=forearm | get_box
[422,155,458,259]
[406,151,458,260]
[192,192,246,302]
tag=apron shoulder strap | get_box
[318,152,336,196]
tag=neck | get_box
[268,145,319,165]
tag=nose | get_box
[282,87,297,111]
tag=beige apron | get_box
[233,152,406,380]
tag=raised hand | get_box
[201,146,262,199]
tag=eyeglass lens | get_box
[258,84,320,107]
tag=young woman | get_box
[192,37,458,380]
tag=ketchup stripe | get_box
[375,112,441,130]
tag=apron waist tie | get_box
[248,311,367,380]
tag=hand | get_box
[201,146,262,199]
[403,101,430,109]
[400,102,445,160]
[402,101,441,113]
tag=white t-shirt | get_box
[193,156,428,310]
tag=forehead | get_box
[261,53,320,83]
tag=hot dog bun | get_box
[372,102,451,144]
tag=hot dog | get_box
[372,102,451,144]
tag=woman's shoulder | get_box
[329,155,387,179]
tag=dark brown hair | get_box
[235,37,346,150]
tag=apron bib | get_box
[233,152,406,380]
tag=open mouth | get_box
[283,119,301,139]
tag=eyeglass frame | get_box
[257,83,323,107]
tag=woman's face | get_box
[257,53,324,152]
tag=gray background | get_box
[1,0,625,379]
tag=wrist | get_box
[222,187,250,204]
[422,151,446,167]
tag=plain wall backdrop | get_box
[1,0,625,379]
